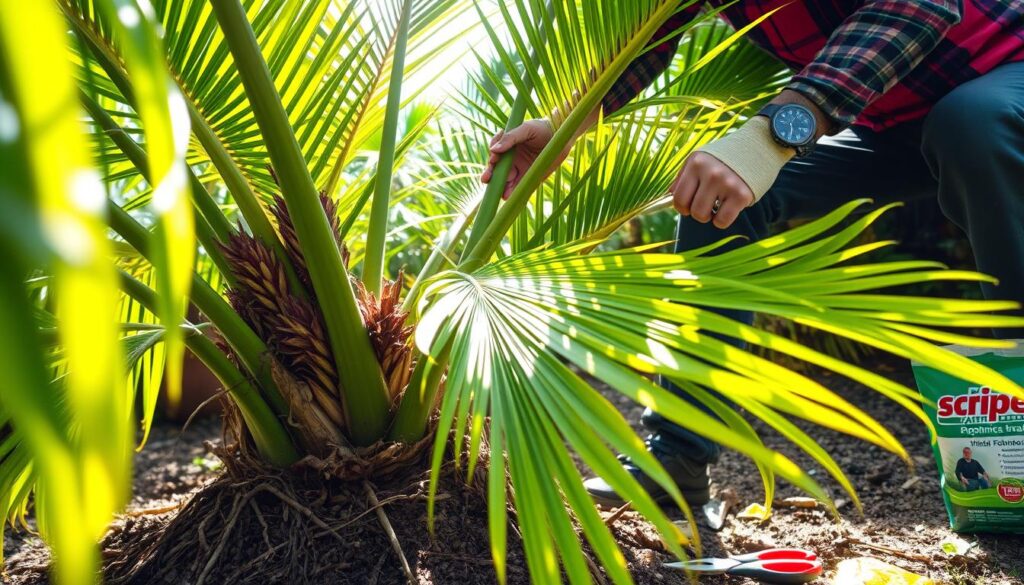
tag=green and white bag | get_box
[911,343,1024,533]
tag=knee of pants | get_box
[922,79,1023,219]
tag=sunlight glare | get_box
[0,100,18,143]
[151,163,187,213]
[68,170,106,214]
[46,215,95,266]
[117,5,140,27]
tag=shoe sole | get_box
[589,485,711,509]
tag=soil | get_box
[4,357,1023,584]
[591,358,1024,585]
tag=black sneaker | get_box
[583,438,712,507]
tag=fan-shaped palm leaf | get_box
[416,200,1024,584]
[62,0,473,200]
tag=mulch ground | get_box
[3,356,1022,584]
[594,357,1024,585]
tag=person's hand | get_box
[669,151,755,229]
[481,119,564,198]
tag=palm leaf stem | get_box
[210,0,391,445]
[362,0,413,296]
[391,1,555,437]
[403,205,476,313]
[117,271,299,465]
[106,202,290,418]
[459,0,551,259]
[79,91,236,283]
[460,0,681,269]
[63,5,307,294]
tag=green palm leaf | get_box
[619,18,790,119]
[417,202,1024,584]
[89,0,195,411]
[462,0,703,266]
[63,0,473,200]
[517,107,735,251]
[0,2,129,581]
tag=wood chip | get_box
[602,502,632,527]
[773,497,819,509]
[847,537,931,562]
[900,476,922,490]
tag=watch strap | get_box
[756,103,783,119]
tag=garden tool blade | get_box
[663,557,739,574]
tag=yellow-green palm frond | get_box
[417,201,1024,585]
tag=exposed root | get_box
[99,433,537,585]
[86,406,609,584]
[365,481,415,585]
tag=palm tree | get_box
[2,1,1022,583]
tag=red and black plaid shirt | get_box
[604,1,1024,131]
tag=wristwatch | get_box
[757,103,816,157]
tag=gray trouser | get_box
[645,61,1024,462]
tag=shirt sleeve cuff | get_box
[786,65,867,130]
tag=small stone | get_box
[866,466,892,485]
[703,498,731,531]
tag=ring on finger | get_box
[711,198,722,215]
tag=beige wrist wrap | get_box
[696,116,796,203]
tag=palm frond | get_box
[0,1,129,580]
[618,18,790,119]
[118,261,167,446]
[418,201,1024,584]
[514,107,735,251]
[64,0,474,201]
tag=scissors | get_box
[665,548,822,584]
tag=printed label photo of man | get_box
[955,447,991,491]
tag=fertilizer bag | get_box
[911,343,1024,533]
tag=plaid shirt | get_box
[604,1,1024,130]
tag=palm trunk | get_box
[210,0,391,445]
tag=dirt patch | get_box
[2,417,225,584]
[3,417,534,585]
[4,358,1024,584]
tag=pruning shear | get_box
[665,548,822,584]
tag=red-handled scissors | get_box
[665,548,822,584]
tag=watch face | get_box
[772,104,815,145]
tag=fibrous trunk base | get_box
[98,406,526,585]
[100,456,529,585]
